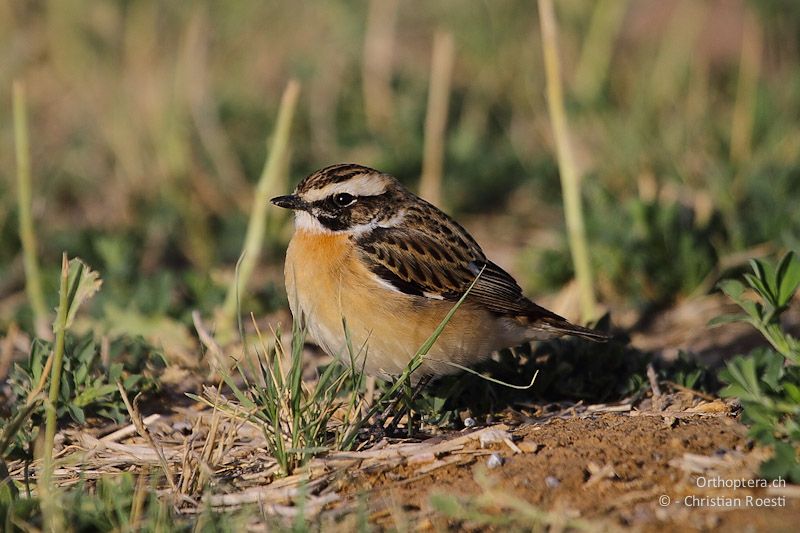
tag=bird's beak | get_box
[270,194,306,210]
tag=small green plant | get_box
[712,251,800,481]
[192,317,363,477]
[1,257,162,492]
[0,258,96,464]
[2,333,161,459]
[714,251,800,363]
[1,259,161,461]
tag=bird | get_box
[271,163,607,383]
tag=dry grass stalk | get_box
[182,7,248,209]
[100,414,162,443]
[79,430,182,466]
[192,306,226,375]
[537,0,597,322]
[573,0,630,103]
[414,455,467,475]
[362,0,400,134]
[646,362,663,411]
[730,8,762,164]
[419,31,455,206]
[189,382,238,493]
[129,469,150,529]
[116,381,177,492]
[205,475,327,507]
[649,0,707,108]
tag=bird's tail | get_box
[538,316,610,342]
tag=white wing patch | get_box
[368,269,407,294]
[423,291,445,300]
[302,173,390,202]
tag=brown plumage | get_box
[272,164,607,381]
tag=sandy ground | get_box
[340,413,799,531]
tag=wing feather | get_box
[355,224,560,322]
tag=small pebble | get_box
[545,476,560,488]
[487,453,504,469]
[463,417,476,428]
[517,441,540,453]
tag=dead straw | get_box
[419,30,455,207]
[537,0,597,322]
[362,0,399,134]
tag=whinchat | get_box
[271,164,607,381]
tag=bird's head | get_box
[271,164,408,234]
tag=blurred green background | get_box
[1,0,799,338]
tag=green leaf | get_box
[776,251,800,307]
[123,374,142,389]
[67,404,85,425]
[108,363,123,382]
[741,300,762,322]
[75,362,89,385]
[717,279,761,321]
[708,314,746,327]
[718,279,745,301]
[749,258,778,303]
[74,384,118,407]
[719,382,747,399]
[719,355,765,404]
[760,442,800,483]
[53,258,102,334]
[761,351,785,391]
[784,383,800,404]
[29,340,47,383]
[221,372,257,410]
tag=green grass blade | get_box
[13,80,49,339]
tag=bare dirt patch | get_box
[343,413,799,530]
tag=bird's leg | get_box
[366,377,407,442]
[384,375,432,437]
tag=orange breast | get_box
[292,232,346,277]
[283,229,527,379]
[284,230,356,354]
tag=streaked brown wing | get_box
[355,225,559,320]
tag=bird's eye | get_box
[332,193,356,207]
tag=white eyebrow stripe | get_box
[302,174,389,202]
